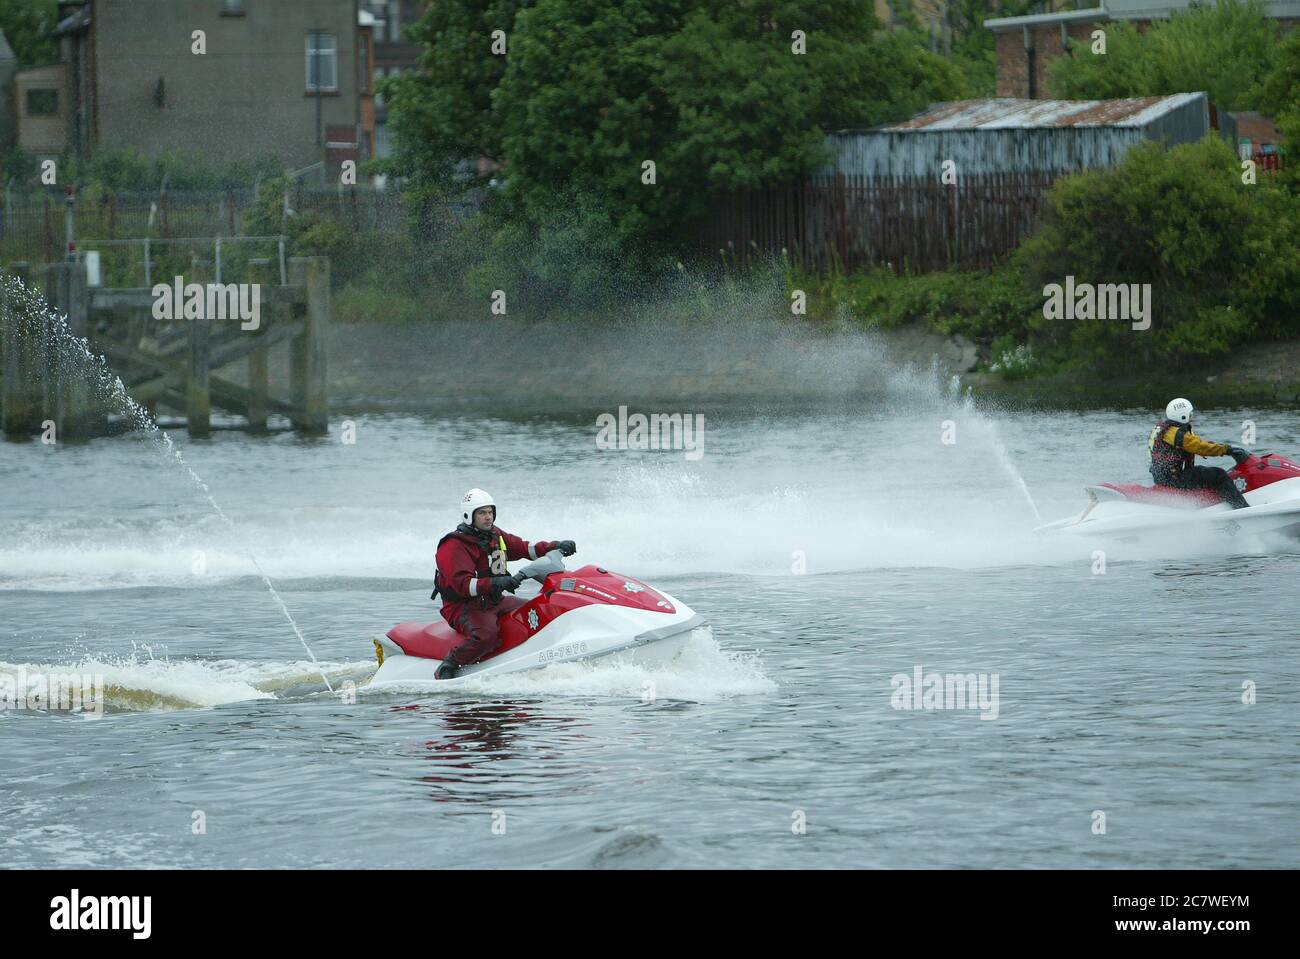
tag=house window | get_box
[26,89,59,116]
[220,0,245,15]
[306,33,338,92]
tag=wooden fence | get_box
[701,172,1062,273]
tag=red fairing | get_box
[1230,452,1300,493]
[389,565,677,662]
[1103,452,1300,505]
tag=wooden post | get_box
[245,259,270,433]
[38,263,67,437]
[188,309,211,437]
[288,256,328,434]
[247,347,268,432]
[187,255,211,437]
[2,262,43,437]
[59,258,105,437]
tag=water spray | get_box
[1,273,336,694]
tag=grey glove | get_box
[553,540,577,557]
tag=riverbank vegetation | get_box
[3,1,1298,385]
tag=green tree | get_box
[0,0,58,66]
[1048,0,1279,110]
[510,1,963,247]
[1254,24,1300,116]
[388,1,968,250]
[382,0,531,193]
[944,0,1036,98]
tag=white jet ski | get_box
[368,550,705,688]
[1035,449,1300,541]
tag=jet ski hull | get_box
[1037,455,1300,541]
[368,560,705,689]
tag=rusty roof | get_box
[879,94,1204,131]
[1229,111,1283,143]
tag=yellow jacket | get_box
[1157,425,1229,457]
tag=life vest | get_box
[1149,419,1193,478]
[431,526,508,603]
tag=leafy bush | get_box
[813,263,1040,344]
[1014,136,1300,368]
[810,134,1300,377]
[988,337,1041,379]
[458,191,675,318]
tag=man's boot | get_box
[435,657,460,680]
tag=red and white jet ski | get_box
[368,550,705,688]
[1036,450,1300,540]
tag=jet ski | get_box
[1035,449,1300,541]
[368,550,705,688]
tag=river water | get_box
[2,371,1298,867]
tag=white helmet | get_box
[1165,397,1194,424]
[460,488,496,525]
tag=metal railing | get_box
[81,235,289,286]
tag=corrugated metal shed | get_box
[818,93,1210,178]
[878,93,1203,130]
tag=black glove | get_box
[489,574,522,597]
[553,540,577,556]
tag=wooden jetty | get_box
[1,255,329,439]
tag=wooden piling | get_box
[35,263,66,435]
[5,250,330,439]
[2,263,43,437]
[187,255,211,437]
[187,310,212,438]
[246,344,268,433]
[58,259,106,437]
[288,257,329,434]
[245,259,270,433]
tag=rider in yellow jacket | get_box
[1149,398,1249,509]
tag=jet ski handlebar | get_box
[514,548,567,584]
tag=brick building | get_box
[13,0,376,181]
[987,1,1300,99]
[359,0,428,158]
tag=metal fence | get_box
[700,172,1062,273]
[0,186,439,266]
